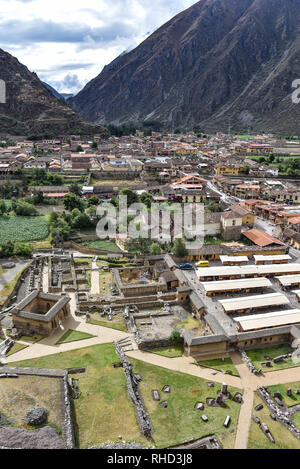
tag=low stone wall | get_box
[62,376,76,449]
[1,366,68,378]
[114,341,153,439]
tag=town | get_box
[0,129,300,450]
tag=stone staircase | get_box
[117,336,138,353]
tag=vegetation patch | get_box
[130,358,242,449]
[11,344,149,448]
[56,329,95,345]
[149,345,184,358]
[80,240,121,252]
[197,358,240,377]
[0,376,63,435]
[87,316,127,332]
[248,393,300,449]
[0,216,49,244]
[19,334,43,344]
[246,345,298,373]
[6,343,28,357]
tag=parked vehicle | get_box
[179,263,194,270]
[195,261,210,268]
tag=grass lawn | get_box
[6,343,28,357]
[10,344,150,448]
[0,216,49,243]
[267,382,300,407]
[149,345,184,358]
[80,240,121,253]
[74,257,92,264]
[56,329,95,345]
[131,358,242,449]
[246,345,298,373]
[248,393,300,449]
[197,358,240,377]
[19,334,43,344]
[87,316,127,332]
[11,343,242,449]
[0,375,63,435]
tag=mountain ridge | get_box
[70,0,300,134]
[0,48,108,137]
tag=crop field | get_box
[0,216,49,244]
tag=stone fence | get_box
[114,340,153,439]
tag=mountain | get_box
[43,83,74,101]
[70,0,300,135]
[42,82,65,100]
[0,48,108,137]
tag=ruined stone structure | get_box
[11,290,71,337]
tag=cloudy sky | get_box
[0,0,197,95]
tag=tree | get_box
[14,242,33,257]
[150,243,161,255]
[0,241,14,257]
[88,196,100,207]
[15,201,39,216]
[119,188,138,207]
[32,191,44,205]
[72,212,93,229]
[63,193,85,212]
[69,183,82,196]
[173,238,188,258]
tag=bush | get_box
[169,330,181,341]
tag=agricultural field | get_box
[0,216,49,244]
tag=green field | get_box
[80,240,121,252]
[7,343,28,357]
[197,357,240,377]
[246,345,298,373]
[149,345,184,358]
[0,216,49,244]
[268,382,300,407]
[248,393,300,449]
[11,343,242,449]
[56,329,95,345]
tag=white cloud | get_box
[0,0,197,93]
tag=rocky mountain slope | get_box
[70,0,300,135]
[0,48,108,137]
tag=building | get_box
[11,290,71,337]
